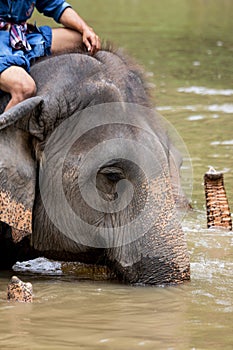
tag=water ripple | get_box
[177,86,233,96]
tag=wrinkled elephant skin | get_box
[0,49,190,285]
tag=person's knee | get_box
[12,78,36,102]
[19,78,36,99]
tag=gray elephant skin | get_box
[0,48,190,285]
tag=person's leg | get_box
[51,28,84,54]
[0,66,36,111]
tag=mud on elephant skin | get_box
[0,47,190,285]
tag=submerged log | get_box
[204,168,232,230]
[61,262,113,280]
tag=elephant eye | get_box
[98,166,125,182]
[105,172,122,182]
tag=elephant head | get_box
[0,49,190,285]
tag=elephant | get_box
[0,47,190,285]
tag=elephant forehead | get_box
[64,122,165,155]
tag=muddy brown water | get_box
[0,1,233,349]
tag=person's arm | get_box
[59,7,101,55]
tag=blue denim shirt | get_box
[0,0,71,24]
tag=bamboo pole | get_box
[204,168,232,230]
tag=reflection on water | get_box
[1,0,233,349]
[177,87,233,96]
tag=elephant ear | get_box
[0,97,43,242]
[0,96,43,130]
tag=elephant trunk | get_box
[107,173,190,285]
[108,218,190,286]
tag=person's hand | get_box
[59,8,101,55]
[82,26,101,55]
